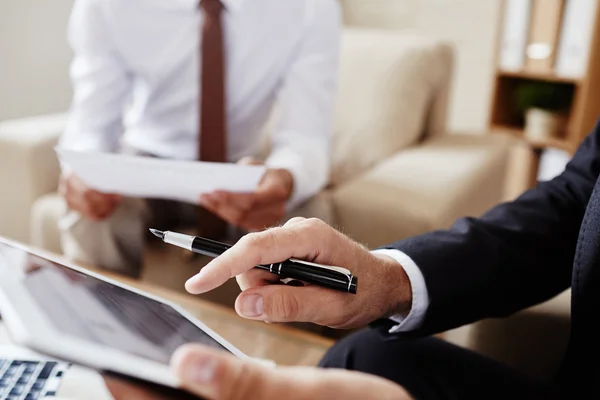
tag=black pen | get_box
[150,229,358,294]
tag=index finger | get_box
[185,218,333,294]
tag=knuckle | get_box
[238,228,279,265]
[224,264,236,280]
[268,292,300,321]
[285,225,301,246]
[284,216,306,226]
[262,229,280,255]
[238,232,262,249]
[304,217,326,229]
[253,229,278,265]
[237,233,265,264]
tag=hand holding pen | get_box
[156,218,412,329]
[151,229,357,294]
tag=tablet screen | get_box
[0,243,229,365]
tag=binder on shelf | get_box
[525,0,565,74]
[499,0,532,71]
[555,0,598,79]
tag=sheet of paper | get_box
[56,148,266,204]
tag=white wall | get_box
[340,0,502,133]
[0,0,74,121]
[0,0,501,132]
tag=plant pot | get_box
[524,108,565,141]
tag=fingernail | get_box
[239,294,263,317]
[182,355,217,384]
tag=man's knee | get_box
[319,328,421,370]
[319,328,444,386]
[59,198,148,274]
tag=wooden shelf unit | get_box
[489,1,600,155]
[496,70,580,85]
[491,124,576,153]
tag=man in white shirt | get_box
[59,0,341,275]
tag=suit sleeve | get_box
[380,121,600,336]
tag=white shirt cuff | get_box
[371,249,430,334]
[265,144,327,211]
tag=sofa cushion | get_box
[332,134,512,248]
[330,29,453,186]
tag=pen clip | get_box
[290,259,353,277]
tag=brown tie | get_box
[198,0,228,239]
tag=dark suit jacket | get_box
[381,120,600,395]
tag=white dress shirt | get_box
[372,249,430,333]
[61,0,341,207]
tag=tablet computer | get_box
[0,236,249,390]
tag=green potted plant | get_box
[514,81,573,141]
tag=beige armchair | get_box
[444,290,571,381]
[1,27,519,332]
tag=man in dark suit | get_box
[175,121,600,399]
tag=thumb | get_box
[172,345,413,400]
[171,344,278,400]
[235,285,350,326]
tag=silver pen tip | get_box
[149,229,165,240]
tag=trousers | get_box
[59,197,199,276]
[319,328,555,400]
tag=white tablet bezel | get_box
[0,237,251,388]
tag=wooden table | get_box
[80,265,334,367]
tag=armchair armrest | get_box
[444,290,571,381]
[0,114,66,242]
[332,133,513,248]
